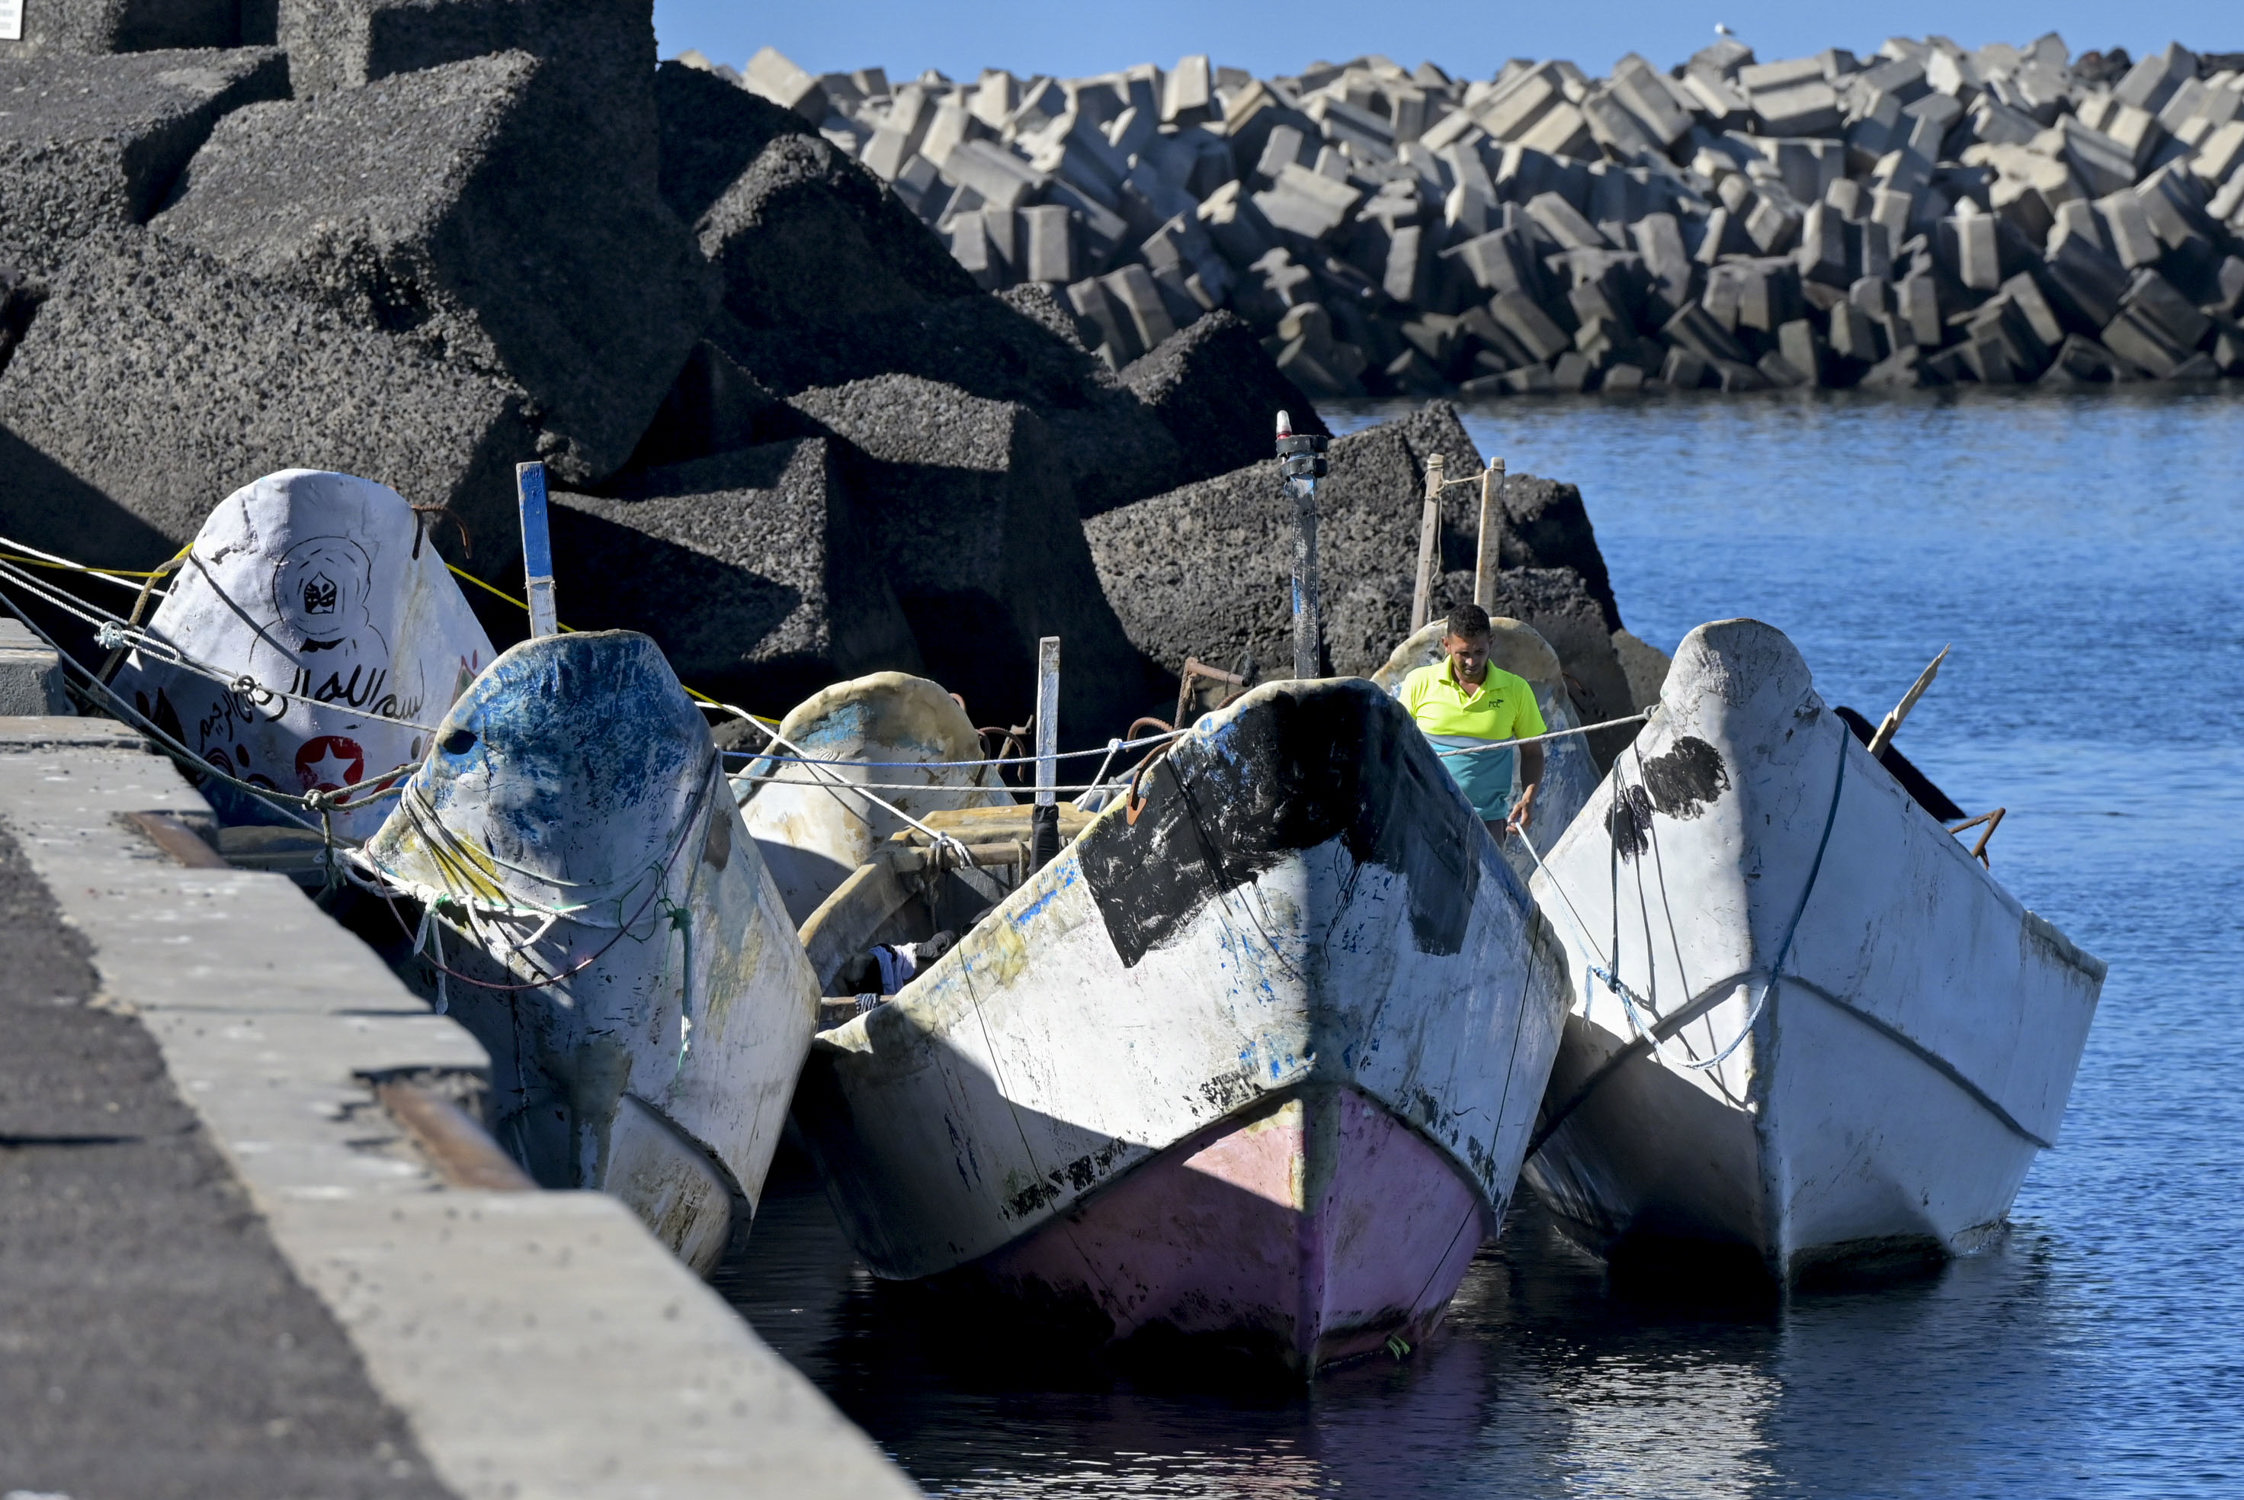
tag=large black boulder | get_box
[549,439,923,713]
[784,374,1160,741]
[0,48,288,272]
[1087,401,1632,739]
[0,232,538,572]
[1120,311,1333,498]
[0,0,242,57]
[153,50,710,487]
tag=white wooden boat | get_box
[1370,616,1600,887]
[114,469,494,841]
[792,677,1572,1373]
[359,630,818,1273]
[732,671,1008,928]
[1521,619,2104,1280]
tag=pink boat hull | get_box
[973,1086,1493,1373]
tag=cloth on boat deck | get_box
[1400,661,1546,822]
[840,932,961,1001]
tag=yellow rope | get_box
[446,564,781,727]
[0,550,179,579]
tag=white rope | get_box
[0,554,442,734]
[1430,711,1649,757]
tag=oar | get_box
[1866,646,1950,757]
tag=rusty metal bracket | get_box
[1173,656,1247,729]
[1946,807,2007,866]
[373,1078,535,1191]
[122,810,229,869]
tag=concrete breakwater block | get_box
[0,46,287,271]
[1088,399,1635,757]
[0,232,538,571]
[154,51,709,487]
[276,0,660,104]
[550,439,923,713]
[1088,403,1477,681]
[760,36,2244,397]
[787,374,1158,738]
[0,0,244,58]
[1120,310,1334,495]
[703,283,1192,520]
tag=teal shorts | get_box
[1429,735,1516,823]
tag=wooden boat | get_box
[732,671,1008,928]
[792,677,1572,1374]
[1370,616,1601,887]
[113,468,493,841]
[359,630,817,1273]
[1521,619,2104,1280]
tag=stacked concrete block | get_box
[0,232,539,570]
[1085,401,1631,740]
[0,0,243,57]
[784,374,1159,738]
[155,50,712,486]
[0,47,287,271]
[551,438,923,708]
[739,35,2244,397]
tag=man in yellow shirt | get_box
[1400,604,1547,840]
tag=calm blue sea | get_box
[724,386,2244,1498]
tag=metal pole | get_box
[1030,635,1061,870]
[1291,480,1321,680]
[1411,452,1444,632]
[1474,457,1506,611]
[1276,411,1327,681]
[516,461,559,639]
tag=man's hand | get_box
[1504,782,1538,838]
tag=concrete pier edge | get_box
[0,714,916,1500]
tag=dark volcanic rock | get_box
[1088,401,1631,744]
[154,50,710,486]
[699,129,979,334]
[1087,404,1480,680]
[647,66,1187,514]
[1484,471,1622,631]
[623,339,801,472]
[652,56,813,223]
[710,284,1188,516]
[1121,311,1333,489]
[0,48,289,271]
[786,373,1159,740]
[276,0,658,103]
[550,439,922,711]
[0,232,538,572]
[0,0,242,57]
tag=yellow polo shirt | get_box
[1401,661,1547,821]
[1400,662,1547,742]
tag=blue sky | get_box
[653,1,2237,84]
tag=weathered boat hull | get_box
[795,678,1571,1373]
[361,632,818,1274]
[115,468,492,841]
[1522,619,2104,1280]
[734,671,1007,928]
[972,1086,1491,1368]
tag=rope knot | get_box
[94,621,132,651]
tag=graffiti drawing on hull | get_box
[113,469,495,840]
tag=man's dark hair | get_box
[1445,603,1492,640]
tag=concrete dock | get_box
[0,707,917,1499]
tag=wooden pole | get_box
[1866,645,1950,757]
[1030,635,1061,870]
[515,461,559,639]
[1474,457,1505,610]
[1411,452,1444,632]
